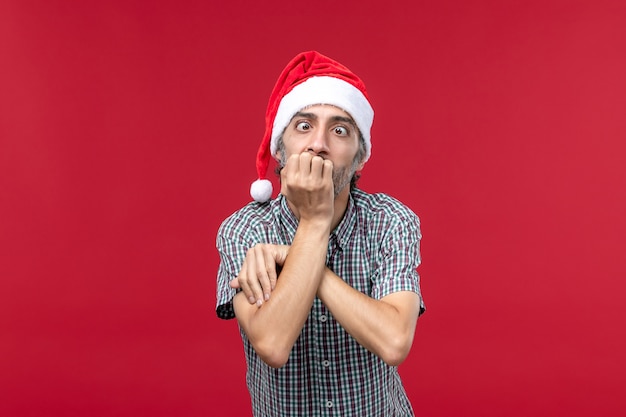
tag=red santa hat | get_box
[250,50,375,202]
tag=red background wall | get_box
[2,1,625,416]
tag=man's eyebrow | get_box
[292,112,356,126]
[330,115,357,127]
[293,111,318,120]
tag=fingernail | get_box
[256,299,263,307]
[264,293,270,301]
[248,296,255,304]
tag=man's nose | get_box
[306,129,329,155]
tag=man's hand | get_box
[230,155,335,368]
[230,244,289,306]
[280,152,334,224]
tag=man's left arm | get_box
[318,208,423,366]
[317,271,421,366]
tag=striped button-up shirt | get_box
[216,188,424,416]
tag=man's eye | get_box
[334,126,348,136]
[296,122,311,131]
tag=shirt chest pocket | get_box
[328,246,374,295]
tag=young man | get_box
[216,51,425,416]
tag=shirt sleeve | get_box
[371,209,425,315]
[215,219,250,320]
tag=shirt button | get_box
[322,360,330,367]
[319,315,327,322]
[326,400,333,408]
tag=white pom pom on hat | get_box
[250,50,374,203]
[250,178,273,203]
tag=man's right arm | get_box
[233,221,328,367]
[233,153,334,368]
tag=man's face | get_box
[276,104,365,197]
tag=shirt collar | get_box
[274,192,357,249]
[274,195,298,242]
[332,192,357,249]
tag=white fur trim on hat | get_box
[270,76,374,162]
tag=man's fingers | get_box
[310,155,324,179]
[264,247,278,291]
[285,154,300,177]
[281,154,299,195]
[237,244,289,308]
[246,250,265,307]
[275,245,289,266]
[322,159,333,181]
[299,152,313,175]
[237,260,256,305]
[254,246,273,302]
